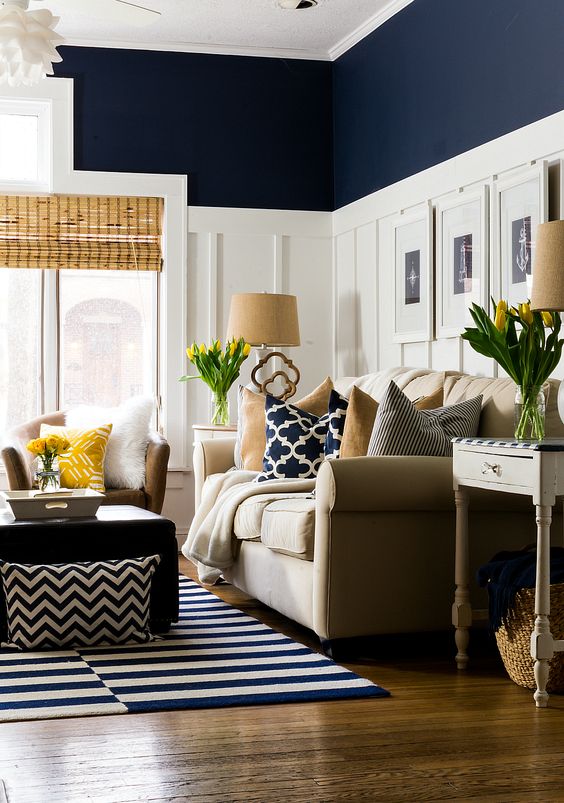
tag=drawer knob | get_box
[481,461,501,476]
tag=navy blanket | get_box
[477,547,564,632]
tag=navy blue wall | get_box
[333,0,564,209]
[54,47,333,211]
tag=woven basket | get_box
[495,582,564,692]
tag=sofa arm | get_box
[144,431,170,514]
[193,437,237,510]
[0,441,33,490]
[316,455,455,513]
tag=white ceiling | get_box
[28,0,414,61]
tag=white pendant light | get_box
[0,0,64,87]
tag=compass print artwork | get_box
[453,234,472,295]
[511,215,531,284]
[404,249,421,305]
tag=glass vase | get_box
[514,385,546,441]
[211,391,230,426]
[35,456,61,492]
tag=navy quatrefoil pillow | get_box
[257,389,348,482]
[0,555,161,650]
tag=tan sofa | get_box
[192,367,564,651]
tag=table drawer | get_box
[454,448,535,489]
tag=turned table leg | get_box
[531,504,554,708]
[452,487,472,670]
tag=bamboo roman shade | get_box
[0,195,163,271]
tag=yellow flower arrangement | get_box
[26,434,70,491]
[461,299,564,440]
[180,337,251,425]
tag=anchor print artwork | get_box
[511,215,531,284]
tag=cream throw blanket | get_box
[183,470,316,583]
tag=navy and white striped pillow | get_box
[257,390,348,481]
[368,381,482,457]
[0,555,161,650]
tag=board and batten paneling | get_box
[333,108,564,384]
[170,206,333,537]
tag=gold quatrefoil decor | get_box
[250,351,301,401]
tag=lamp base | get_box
[251,350,300,400]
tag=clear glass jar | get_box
[35,456,61,492]
[514,385,546,441]
[211,391,230,426]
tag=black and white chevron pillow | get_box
[368,380,482,457]
[0,555,161,650]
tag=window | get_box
[59,270,157,408]
[0,190,163,437]
[0,100,49,188]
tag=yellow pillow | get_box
[40,423,112,492]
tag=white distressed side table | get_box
[452,437,564,708]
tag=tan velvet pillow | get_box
[339,384,444,458]
[239,377,334,471]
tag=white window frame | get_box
[0,79,188,469]
[0,98,51,190]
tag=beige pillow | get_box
[238,377,334,471]
[340,386,378,459]
[340,384,445,459]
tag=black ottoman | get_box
[0,505,179,640]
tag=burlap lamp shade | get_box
[225,293,300,347]
[226,293,301,400]
[530,221,564,311]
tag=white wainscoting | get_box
[164,205,333,538]
[333,108,564,383]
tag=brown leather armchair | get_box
[1,411,170,515]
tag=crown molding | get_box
[60,38,331,62]
[58,0,415,63]
[328,0,416,60]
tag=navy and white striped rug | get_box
[0,576,389,721]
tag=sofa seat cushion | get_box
[261,497,316,561]
[234,493,307,541]
[104,488,146,508]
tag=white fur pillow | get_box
[65,396,154,490]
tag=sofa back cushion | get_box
[444,375,564,438]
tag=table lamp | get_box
[530,219,564,422]
[225,292,301,399]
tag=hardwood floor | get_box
[1,557,564,802]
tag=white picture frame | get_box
[436,186,489,339]
[493,161,548,307]
[391,202,433,343]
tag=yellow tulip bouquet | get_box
[180,337,251,425]
[26,434,70,491]
[461,299,564,440]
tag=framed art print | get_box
[391,202,433,343]
[436,186,488,338]
[494,162,548,307]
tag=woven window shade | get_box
[0,195,163,271]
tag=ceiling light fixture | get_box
[0,0,64,87]
[278,0,318,9]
